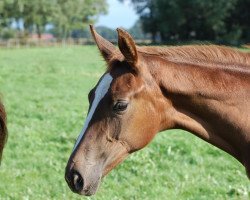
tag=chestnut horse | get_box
[0,99,7,163]
[65,25,250,196]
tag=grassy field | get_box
[0,46,249,200]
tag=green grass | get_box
[0,46,249,200]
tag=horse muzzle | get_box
[65,160,102,196]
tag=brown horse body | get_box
[0,100,7,162]
[65,26,250,196]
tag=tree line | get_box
[120,0,250,44]
[0,0,249,45]
[0,0,107,39]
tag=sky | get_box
[96,0,139,29]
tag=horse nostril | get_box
[72,171,84,192]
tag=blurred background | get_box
[0,0,250,199]
[0,0,249,47]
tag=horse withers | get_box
[65,25,250,196]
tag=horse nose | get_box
[66,169,84,193]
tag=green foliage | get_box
[95,26,117,40]
[129,20,150,40]
[225,0,250,43]
[0,0,107,38]
[0,46,249,199]
[121,0,249,44]
[53,0,107,38]
[80,24,147,40]
[17,0,57,36]
[0,28,15,39]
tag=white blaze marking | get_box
[73,73,113,151]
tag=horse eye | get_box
[113,101,128,113]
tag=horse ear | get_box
[117,28,138,66]
[90,25,116,63]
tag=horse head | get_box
[65,26,172,196]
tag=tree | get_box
[120,0,159,42]
[21,0,57,38]
[225,0,250,43]
[0,0,107,39]
[0,0,18,31]
[120,0,250,44]
[95,26,117,40]
[53,0,107,38]
[129,19,150,40]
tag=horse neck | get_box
[144,54,250,163]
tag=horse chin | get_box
[80,156,128,196]
[79,177,102,196]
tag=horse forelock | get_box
[104,49,124,72]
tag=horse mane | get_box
[138,45,250,71]
[0,100,7,163]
